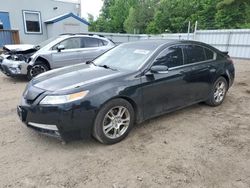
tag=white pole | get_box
[187,21,191,40]
[194,21,198,32]
[194,21,198,40]
[79,0,82,17]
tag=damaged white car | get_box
[0,34,115,80]
[0,44,38,78]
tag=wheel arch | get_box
[34,57,51,70]
[97,95,140,124]
[219,67,232,90]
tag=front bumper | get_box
[17,97,97,141]
[1,59,28,77]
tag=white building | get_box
[0,0,89,45]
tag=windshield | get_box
[37,37,58,48]
[94,44,154,71]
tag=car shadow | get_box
[2,75,28,83]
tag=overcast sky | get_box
[59,0,103,19]
[81,0,103,19]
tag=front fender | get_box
[86,77,143,123]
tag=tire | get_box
[206,77,228,106]
[93,98,135,145]
[27,61,49,80]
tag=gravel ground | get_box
[0,59,250,188]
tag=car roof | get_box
[59,33,111,41]
[120,39,214,51]
[124,39,210,46]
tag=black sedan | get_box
[17,40,235,144]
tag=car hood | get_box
[3,44,38,54]
[32,64,124,92]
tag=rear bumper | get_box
[17,97,97,141]
[226,64,235,88]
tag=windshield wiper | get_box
[86,61,117,71]
[98,64,118,71]
[86,60,96,66]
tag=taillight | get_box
[227,57,233,64]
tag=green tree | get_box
[215,0,247,28]
[151,0,194,33]
[124,0,158,34]
[124,7,138,33]
[90,0,250,34]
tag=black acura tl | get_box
[17,40,235,144]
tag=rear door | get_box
[51,37,82,68]
[182,44,214,102]
[79,37,109,62]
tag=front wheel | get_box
[93,98,135,144]
[206,77,228,106]
[27,62,49,80]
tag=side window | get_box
[217,53,226,60]
[183,45,206,64]
[96,39,106,46]
[53,38,81,50]
[83,38,99,48]
[102,40,108,46]
[154,46,183,68]
[204,48,215,60]
[60,38,81,49]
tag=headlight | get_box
[26,57,32,63]
[40,91,89,105]
[10,63,20,68]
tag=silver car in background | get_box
[1,34,115,80]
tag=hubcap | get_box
[30,65,47,77]
[103,106,130,139]
[214,81,226,103]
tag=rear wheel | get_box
[27,61,49,80]
[206,77,228,106]
[93,98,135,144]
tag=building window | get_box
[22,11,42,34]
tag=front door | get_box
[51,37,82,68]
[142,45,190,120]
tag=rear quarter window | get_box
[204,48,215,60]
[217,53,227,60]
[102,40,108,46]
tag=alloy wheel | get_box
[102,106,130,139]
[214,81,226,103]
[30,65,47,78]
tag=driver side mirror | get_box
[145,65,169,76]
[57,45,65,52]
[150,65,169,73]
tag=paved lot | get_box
[0,60,250,188]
